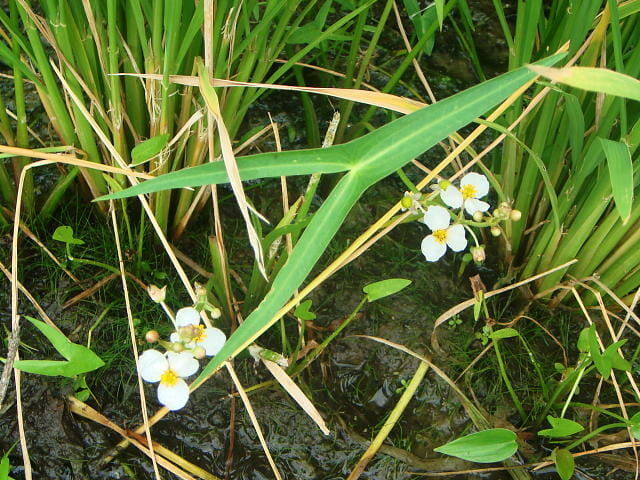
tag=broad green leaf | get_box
[115,54,564,388]
[363,278,411,302]
[52,225,84,245]
[599,138,634,223]
[629,411,640,440]
[13,317,104,377]
[130,134,170,165]
[538,416,584,437]
[553,448,575,480]
[490,328,519,340]
[434,428,518,463]
[528,65,640,102]
[294,300,316,321]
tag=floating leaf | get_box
[434,428,518,463]
[553,448,575,480]
[13,317,104,377]
[490,328,519,340]
[52,226,84,245]
[130,133,170,166]
[599,138,633,224]
[538,416,584,437]
[363,278,411,302]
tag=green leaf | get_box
[0,442,16,480]
[528,65,640,102]
[13,317,104,377]
[599,138,633,223]
[52,225,84,245]
[363,278,411,302]
[294,300,316,321]
[553,448,575,480]
[588,324,612,379]
[131,134,170,165]
[629,411,640,440]
[490,328,519,340]
[602,340,631,372]
[538,416,584,437]
[577,327,590,352]
[434,428,518,463]
[435,0,445,29]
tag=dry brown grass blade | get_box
[109,204,161,480]
[115,73,426,114]
[198,69,267,278]
[68,396,218,480]
[61,273,118,309]
[347,360,429,480]
[225,362,283,480]
[259,356,330,435]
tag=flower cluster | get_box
[138,306,226,411]
[402,172,521,263]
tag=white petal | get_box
[170,332,180,343]
[422,205,451,231]
[464,198,490,216]
[461,172,489,198]
[138,350,168,383]
[157,378,190,411]
[175,307,201,327]
[446,224,467,252]
[198,327,227,356]
[167,351,199,378]
[439,185,463,209]
[421,235,447,262]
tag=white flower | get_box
[138,349,199,410]
[439,172,490,216]
[172,307,226,356]
[421,205,467,262]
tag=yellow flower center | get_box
[192,324,206,343]
[160,369,179,387]
[433,229,448,244]
[461,184,477,200]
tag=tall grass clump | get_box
[0,0,381,234]
[488,0,640,304]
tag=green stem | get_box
[492,328,526,421]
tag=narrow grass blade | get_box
[528,65,640,101]
[599,138,634,223]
